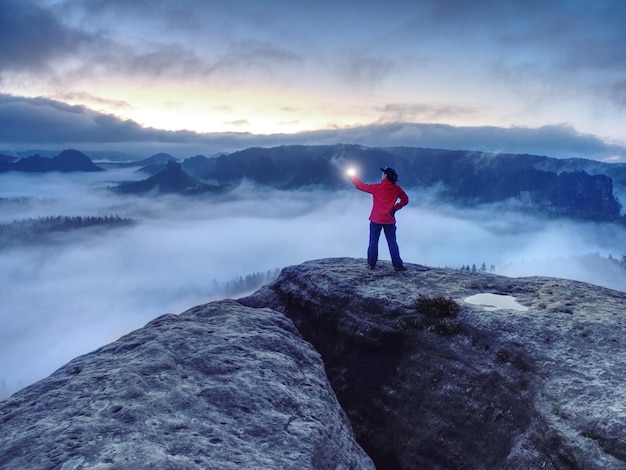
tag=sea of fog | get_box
[1,168,625,398]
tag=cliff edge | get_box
[241,258,626,469]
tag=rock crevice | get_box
[241,257,626,470]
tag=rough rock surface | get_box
[241,258,626,470]
[0,299,373,470]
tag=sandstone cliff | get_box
[0,299,373,469]
[1,258,625,469]
[241,258,626,469]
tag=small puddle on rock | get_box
[464,293,528,311]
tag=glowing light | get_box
[346,167,356,177]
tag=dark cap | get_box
[380,166,398,183]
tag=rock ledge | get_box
[242,257,626,469]
[0,299,373,470]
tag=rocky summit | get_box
[1,258,626,469]
[240,258,626,469]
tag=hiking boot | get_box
[394,265,407,271]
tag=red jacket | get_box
[351,176,409,224]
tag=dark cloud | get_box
[341,58,395,90]
[303,122,626,161]
[0,94,147,143]
[3,1,303,85]
[0,0,94,74]
[205,40,302,78]
[0,93,260,156]
[376,103,476,123]
[55,91,130,110]
[391,1,626,107]
[108,43,206,79]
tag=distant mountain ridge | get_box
[99,152,179,170]
[0,149,104,173]
[147,144,624,222]
[156,144,624,190]
[114,160,225,195]
[0,153,18,163]
[3,144,624,222]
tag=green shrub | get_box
[414,294,460,318]
[411,294,461,336]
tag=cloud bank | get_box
[1,94,625,161]
[1,168,625,398]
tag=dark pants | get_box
[368,222,403,268]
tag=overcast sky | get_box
[1,0,626,160]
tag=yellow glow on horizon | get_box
[70,82,371,135]
[3,73,511,136]
[4,62,626,147]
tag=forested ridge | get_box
[0,215,135,249]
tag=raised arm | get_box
[350,175,374,194]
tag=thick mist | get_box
[1,169,625,398]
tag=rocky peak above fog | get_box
[241,258,626,469]
[1,149,104,173]
[114,160,225,195]
[1,258,625,469]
